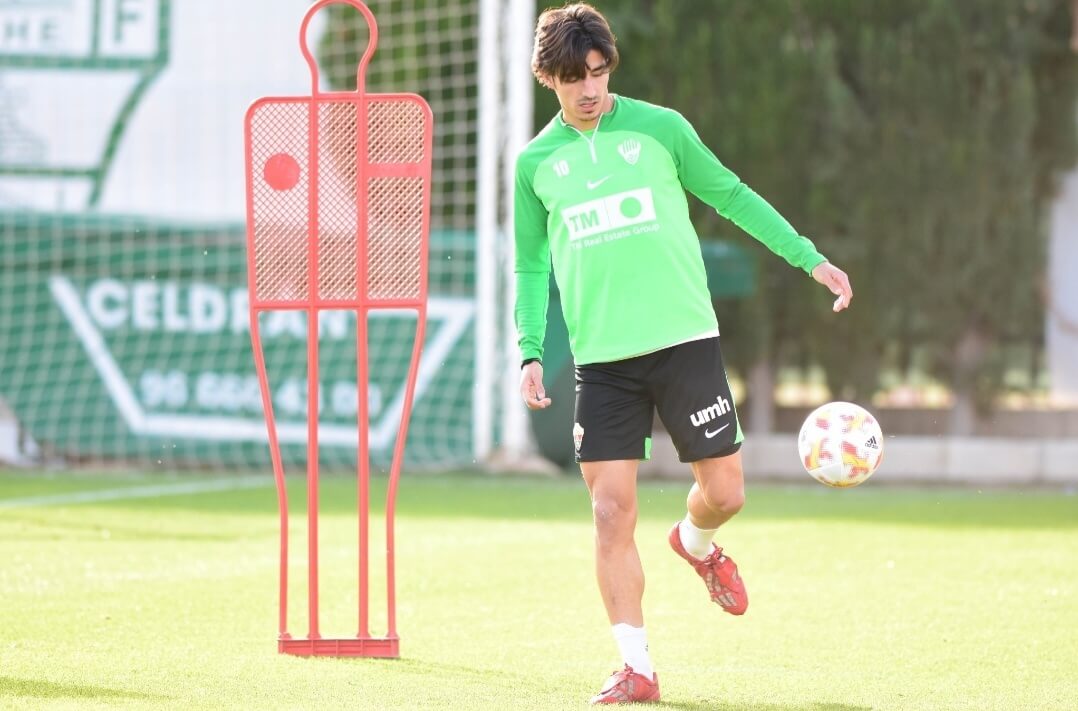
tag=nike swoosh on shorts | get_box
[704,423,730,439]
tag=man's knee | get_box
[591,494,637,543]
[696,458,745,516]
[702,480,744,516]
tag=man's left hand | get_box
[811,261,853,313]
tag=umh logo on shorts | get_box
[573,422,584,452]
[690,395,731,427]
[561,188,657,241]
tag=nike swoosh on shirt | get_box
[586,176,611,190]
[704,423,730,439]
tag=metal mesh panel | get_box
[251,97,428,305]
[367,177,423,300]
[367,98,425,165]
[317,101,359,301]
[250,101,310,302]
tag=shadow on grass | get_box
[3,511,273,543]
[2,470,1076,531]
[663,703,871,711]
[0,676,165,701]
[287,656,875,711]
[352,657,523,683]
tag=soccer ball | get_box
[797,401,884,487]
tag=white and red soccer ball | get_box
[797,401,884,487]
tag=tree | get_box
[540,0,1078,433]
[595,0,856,431]
[800,0,1077,432]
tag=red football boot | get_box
[668,522,748,615]
[590,665,660,705]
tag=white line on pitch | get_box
[0,476,270,509]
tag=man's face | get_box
[549,48,611,131]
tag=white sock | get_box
[678,515,718,560]
[611,623,653,680]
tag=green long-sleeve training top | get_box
[514,95,827,366]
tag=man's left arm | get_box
[670,112,852,310]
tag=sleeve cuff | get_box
[804,253,828,275]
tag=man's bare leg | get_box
[668,450,749,614]
[581,459,656,685]
[686,450,745,531]
[582,459,644,626]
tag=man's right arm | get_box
[513,157,551,364]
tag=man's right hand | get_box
[520,361,552,410]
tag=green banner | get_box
[0,214,476,469]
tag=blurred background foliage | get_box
[323,1,1078,434]
[535,0,1078,432]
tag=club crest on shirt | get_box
[573,422,584,452]
[618,139,641,165]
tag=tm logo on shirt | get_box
[562,188,658,242]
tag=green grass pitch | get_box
[1,469,1075,710]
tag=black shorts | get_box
[573,336,743,463]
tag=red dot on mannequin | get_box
[264,153,300,191]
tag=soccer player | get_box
[515,3,853,705]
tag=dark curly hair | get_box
[531,3,619,88]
